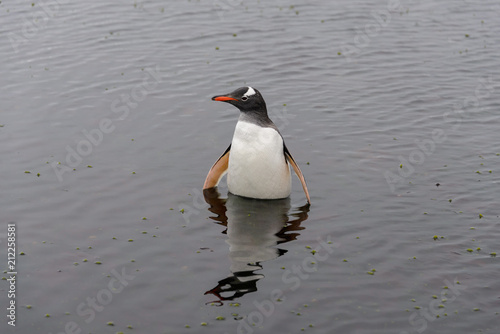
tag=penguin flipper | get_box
[203,145,231,189]
[284,145,311,204]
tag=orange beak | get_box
[212,96,238,102]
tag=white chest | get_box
[227,121,291,199]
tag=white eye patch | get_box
[243,87,256,97]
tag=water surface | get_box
[2,1,499,333]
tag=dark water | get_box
[2,0,500,333]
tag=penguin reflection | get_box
[203,189,309,305]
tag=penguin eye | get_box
[241,96,248,101]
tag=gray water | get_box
[2,1,500,333]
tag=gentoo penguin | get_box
[203,86,311,204]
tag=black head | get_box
[212,87,267,113]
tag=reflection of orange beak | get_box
[212,96,238,102]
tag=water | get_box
[2,0,499,333]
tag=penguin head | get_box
[212,87,267,113]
